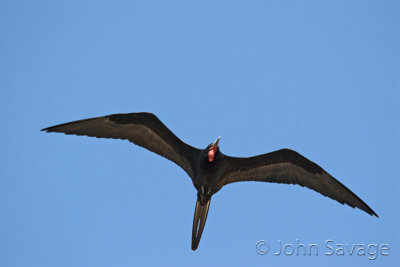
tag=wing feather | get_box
[41,112,200,178]
[219,149,377,217]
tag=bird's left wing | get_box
[218,149,378,217]
[41,112,200,179]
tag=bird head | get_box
[208,136,220,162]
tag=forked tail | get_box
[191,197,211,250]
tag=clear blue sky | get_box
[0,1,399,266]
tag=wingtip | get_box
[362,203,378,218]
[360,206,378,218]
[40,126,53,132]
[41,125,62,132]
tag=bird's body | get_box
[42,112,378,250]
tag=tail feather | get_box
[191,198,211,250]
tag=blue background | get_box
[1,0,399,266]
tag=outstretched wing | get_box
[41,112,200,179]
[219,149,378,217]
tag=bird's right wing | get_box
[41,112,200,179]
[219,149,378,217]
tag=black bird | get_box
[41,112,378,250]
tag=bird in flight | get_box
[41,112,378,250]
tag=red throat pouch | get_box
[208,147,216,162]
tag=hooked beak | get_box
[212,136,221,147]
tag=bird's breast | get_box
[194,158,225,189]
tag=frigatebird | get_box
[41,112,378,250]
